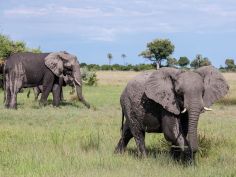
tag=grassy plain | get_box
[0,71,236,177]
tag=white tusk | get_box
[204,107,213,111]
[74,78,81,86]
[181,108,187,113]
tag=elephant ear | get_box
[196,66,229,107]
[44,52,64,77]
[145,67,182,115]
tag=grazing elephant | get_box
[115,66,229,161]
[4,51,90,109]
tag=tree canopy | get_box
[139,38,175,69]
[0,34,41,61]
[178,56,190,68]
[190,54,211,69]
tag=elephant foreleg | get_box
[52,84,61,107]
[40,71,54,106]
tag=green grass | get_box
[0,72,236,177]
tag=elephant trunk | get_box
[73,64,90,109]
[187,105,201,154]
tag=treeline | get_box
[80,63,155,71]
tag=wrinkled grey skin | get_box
[4,52,90,109]
[115,66,229,161]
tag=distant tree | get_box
[225,58,235,70]
[166,57,178,67]
[107,53,113,69]
[121,53,126,66]
[139,38,175,69]
[178,56,190,68]
[190,54,211,69]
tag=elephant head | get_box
[145,66,229,154]
[44,51,90,108]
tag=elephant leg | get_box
[40,71,54,105]
[9,75,22,109]
[115,120,133,154]
[52,83,61,106]
[132,129,146,157]
[161,110,187,160]
[33,87,41,100]
[60,88,64,101]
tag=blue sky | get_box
[1,0,236,67]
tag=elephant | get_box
[4,51,90,109]
[115,66,229,161]
[27,75,75,101]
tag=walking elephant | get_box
[115,66,229,162]
[4,51,90,109]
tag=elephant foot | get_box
[83,101,90,109]
[181,150,196,165]
[9,104,17,109]
[114,140,126,154]
[39,100,47,107]
[170,146,182,161]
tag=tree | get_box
[107,53,113,69]
[139,38,175,69]
[166,57,178,67]
[0,34,41,61]
[121,53,126,66]
[178,56,190,68]
[225,58,235,70]
[190,54,211,69]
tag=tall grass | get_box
[0,71,235,177]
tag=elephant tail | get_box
[120,109,124,133]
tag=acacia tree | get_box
[139,38,175,69]
[178,56,190,68]
[190,54,211,69]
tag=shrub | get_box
[80,67,98,86]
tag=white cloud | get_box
[2,0,236,41]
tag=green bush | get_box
[80,67,98,86]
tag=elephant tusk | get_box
[204,107,213,111]
[181,108,187,114]
[74,78,81,87]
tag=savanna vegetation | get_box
[0,71,235,177]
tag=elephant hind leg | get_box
[9,74,23,109]
[132,130,147,157]
[115,120,133,154]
